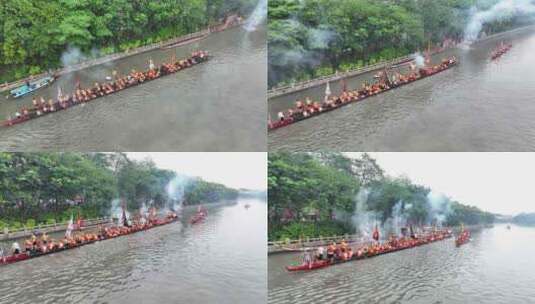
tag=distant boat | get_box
[244,204,251,209]
[507,225,511,230]
[9,75,57,99]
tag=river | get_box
[268,27,535,151]
[268,224,535,304]
[0,24,267,151]
[0,197,266,304]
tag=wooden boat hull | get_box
[0,217,178,267]
[2,55,210,128]
[285,233,453,272]
[269,61,459,132]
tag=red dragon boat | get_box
[455,230,471,247]
[269,57,459,131]
[285,230,453,272]
[491,43,512,61]
[2,51,210,128]
[0,214,178,267]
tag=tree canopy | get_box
[0,152,238,230]
[268,0,532,87]
[268,152,495,241]
[0,0,256,82]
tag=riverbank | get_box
[0,16,244,95]
[267,24,535,100]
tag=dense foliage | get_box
[268,0,533,87]
[0,0,256,82]
[0,153,238,230]
[268,152,495,241]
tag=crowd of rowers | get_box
[271,57,457,126]
[6,51,209,123]
[456,229,471,245]
[491,42,512,60]
[6,212,177,256]
[301,230,452,265]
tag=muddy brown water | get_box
[0,198,266,304]
[0,24,267,151]
[268,29,535,151]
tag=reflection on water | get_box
[268,224,535,304]
[0,198,266,304]
[269,28,535,151]
[0,24,267,151]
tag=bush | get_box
[25,219,36,228]
[46,218,56,225]
[29,66,42,75]
[269,220,351,241]
[11,221,22,230]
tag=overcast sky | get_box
[127,153,267,191]
[345,153,534,215]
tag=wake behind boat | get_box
[269,56,459,131]
[2,51,210,127]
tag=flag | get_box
[65,213,74,238]
[324,82,331,102]
[372,225,379,241]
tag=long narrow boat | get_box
[8,75,58,99]
[491,44,512,60]
[455,230,470,247]
[269,58,459,131]
[285,232,453,272]
[2,52,210,128]
[0,216,178,267]
[190,212,206,224]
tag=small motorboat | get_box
[9,75,57,99]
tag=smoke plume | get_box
[244,0,267,32]
[464,0,535,42]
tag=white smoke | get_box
[351,188,381,240]
[413,52,425,67]
[166,175,193,211]
[110,198,130,225]
[244,0,267,32]
[464,0,535,42]
[61,46,87,67]
[427,190,452,226]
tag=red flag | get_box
[372,225,379,241]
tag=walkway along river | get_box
[0,197,266,304]
[268,224,535,304]
[268,28,535,151]
[0,23,267,151]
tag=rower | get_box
[317,246,325,260]
[303,250,312,266]
[41,232,49,244]
[149,59,156,71]
[11,242,21,255]
[277,111,285,121]
[327,242,336,261]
